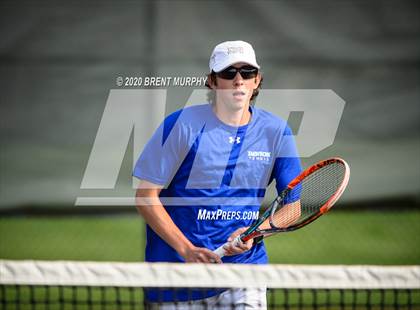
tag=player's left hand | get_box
[223,227,253,256]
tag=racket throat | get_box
[241,230,261,242]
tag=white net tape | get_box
[1,260,419,289]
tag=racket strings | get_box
[271,162,346,229]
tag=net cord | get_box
[1,261,419,289]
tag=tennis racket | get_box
[213,157,350,258]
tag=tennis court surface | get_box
[1,260,419,309]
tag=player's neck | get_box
[212,102,251,127]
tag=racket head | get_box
[268,157,350,232]
[239,157,350,242]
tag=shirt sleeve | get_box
[271,125,302,195]
[133,112,188,186]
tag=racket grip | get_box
[213,236,242,258]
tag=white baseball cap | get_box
[209,40,260,73]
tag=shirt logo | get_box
[248,150,271,162]
[229,136,241,144]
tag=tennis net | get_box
[1,260,419,309]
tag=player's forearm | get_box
[135,193,194,257]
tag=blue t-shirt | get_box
[133,103,301,301]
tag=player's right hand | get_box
[181,246,222,264]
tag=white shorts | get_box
[147,287,267,310]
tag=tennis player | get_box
[134,40,301,309]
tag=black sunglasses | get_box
[216,65,259,80]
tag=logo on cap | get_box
[227,47,244,55]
